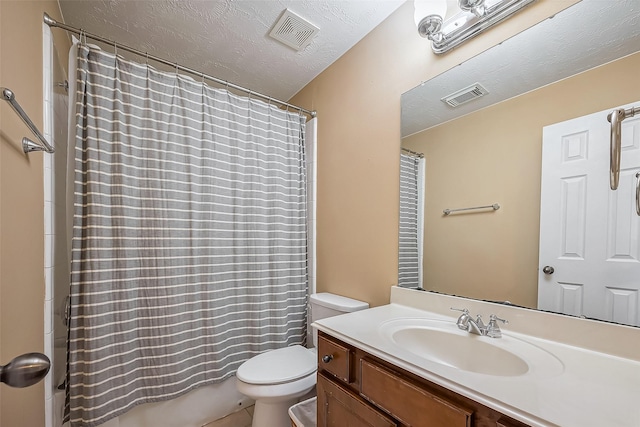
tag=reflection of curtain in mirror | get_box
[399,154,425,288]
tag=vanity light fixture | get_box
[414,0,448,40]
[414,0,535,54]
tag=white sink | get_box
[379,318,564,377]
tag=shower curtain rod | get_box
[43,13,317,119]
[401,147,424,158]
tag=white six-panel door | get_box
[538,102,640,326]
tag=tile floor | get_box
[202,405,254,427]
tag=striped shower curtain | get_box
[66,44,308,426]
[399,153,424,288]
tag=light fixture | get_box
[415,0,535,54]
[414,0,448,41]
[458,0,486,17]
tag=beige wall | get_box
[0,2,69,425]
[401,52,640,308]
[290,0,578,307]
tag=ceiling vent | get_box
[441,83,489,108]
[269,9,319,51]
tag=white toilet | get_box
[236,292,369,427]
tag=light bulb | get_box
[459,0,486,17]
[414,0,448,39]
[413,0,448,27]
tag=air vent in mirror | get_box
[442,83,489,107]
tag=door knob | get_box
[0,353,50,388]
[542,266,555,275]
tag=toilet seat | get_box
[237,345,317,385]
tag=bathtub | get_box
[55,376,253,427]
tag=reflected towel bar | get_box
[1,87,55,154]
[443,203,500,216]
[607,106,640,190]
[636,172,640,216]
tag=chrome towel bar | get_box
[636,172,640,217]
[443,203,500,216]
[607,106,640,190]
[1,87,54,154]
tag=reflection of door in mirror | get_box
[401,50,640,315]
[539,102,640,327]
[399,151,425,289]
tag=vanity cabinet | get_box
[317,373,397,427]
[317,331,529,427]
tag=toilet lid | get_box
[237,345,317,385]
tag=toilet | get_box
[235,292,369,427]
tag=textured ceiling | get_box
[401,0,640,137]
[58,0,405,102]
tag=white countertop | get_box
[313,288,640,427]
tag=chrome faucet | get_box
[451,307,471,330]
[451,308,507,338]
[468,314,486,335]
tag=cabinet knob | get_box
[322,354,333,363]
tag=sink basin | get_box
[379,318,564,377]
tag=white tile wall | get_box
[43,23,55,427]
[43,23,72,427]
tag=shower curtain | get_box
[65,44,308,426]
[399,153,424,288]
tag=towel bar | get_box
[443,203,500,216]
[1,87,54,153]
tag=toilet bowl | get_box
[236,345,317,427]
[235,293,369,427]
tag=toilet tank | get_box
[309,293,369,347]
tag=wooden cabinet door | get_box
[317,373,397,427]
[318,334,352,383]
[360,359,472,427]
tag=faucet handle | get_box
[490,314,508,324]
[486,314,508,338]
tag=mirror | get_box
[400,0,640,326]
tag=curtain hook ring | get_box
[145,52,149,66]
[113,41,119,71]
